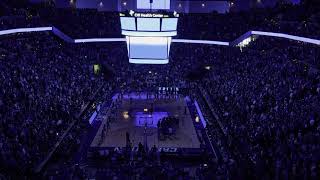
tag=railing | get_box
[198,86,226,136]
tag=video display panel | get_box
[137,0,170,10]
[128,36,169,59]
[120,17,136,31]
[137,18,160,31]
[161,18,178,31]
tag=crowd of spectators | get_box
[68,37,320,179]
[0,32,319,180]
[198,37,320,179]
[0,1,320,179]
[50,143,206,179]
[0,31,194,178]
[1,1,319,41]
[0,32,106,175]
[42,9,121,39]
[178,3,320,41]
[0,0,46,30]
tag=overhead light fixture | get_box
[123,111,129,119]
[195,116,200,123]
[129,10,135,16]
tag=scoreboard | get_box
[137,0,171,10]
[120,12,178,35]
[120,11,178,64]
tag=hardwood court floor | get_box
[91,96,200,148]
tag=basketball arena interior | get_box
[0,0,320,179]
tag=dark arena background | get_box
[0,0,320,179]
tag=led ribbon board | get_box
[120,12,178,64]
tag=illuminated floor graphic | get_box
[135,111,168,128]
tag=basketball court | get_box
[90,95,201,149]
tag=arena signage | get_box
[134,13,165,18]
